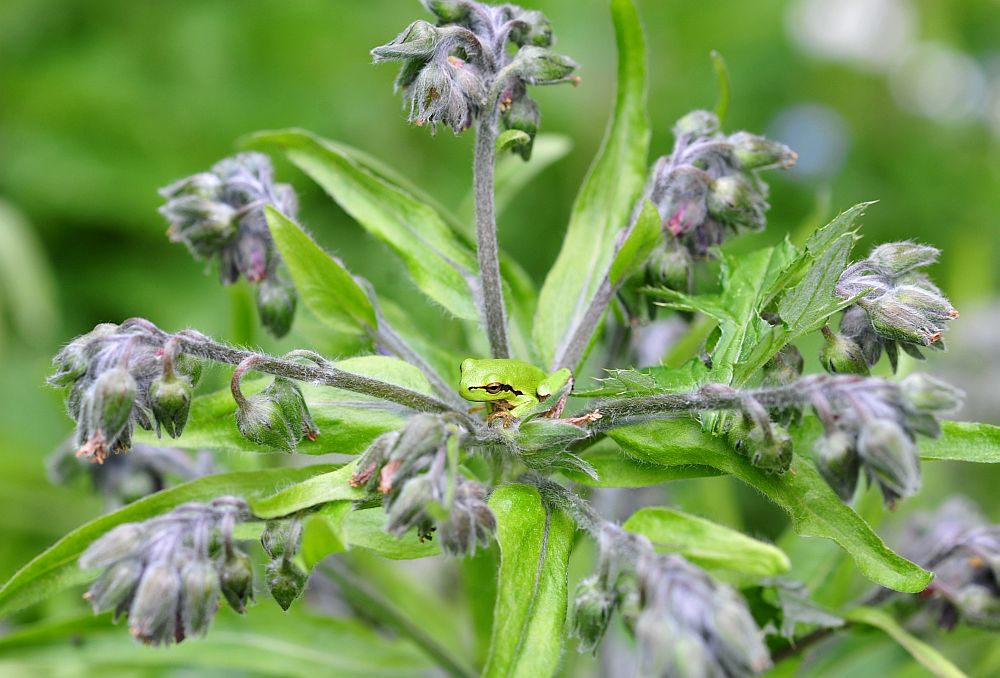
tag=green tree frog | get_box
[459,358,572,426]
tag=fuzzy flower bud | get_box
[265,558,309,611]
[437,479,496,556]
[837,242,957,370]
[374,1,573,138]
[255,276,297,339]
[235,395,297,452]
[815,430,860,501]
[160,153,299,338]
[219,549,255,614]
[572,576,614,654]
[820,326,870,376]
[80,497,252,644]
[149,373,193,439]
[730,131,797,170]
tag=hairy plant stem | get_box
[157,325,480,430]
[473,106,510,359]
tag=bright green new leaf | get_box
[496,129,532,154]
[142,355,432,455]
[624,506,790,577]
[0,466,334,618]
[609,200,661,285]
[562,438,721,487]
[845,606,968,678]
[264,206,376,335]
[609,419,931,592]
[299,502,354,571]
[483,484,575,678]
[250,129,480,320]
[534,0,650,369]
[343,508,440,560]
[251,463,364,518]
[920,421,1000,463]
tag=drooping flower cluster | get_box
[79,497,254,645]
[800,373,963,505]
[159,153,299,337]
[371,0,577,157]
[48,320,202,463]
[351,413,496,556]
[823,242,958,374]
[572,524,771,677]
[260,519,310,611]
[897,498,1000,630]
[644,110,796,285]
[230,357,319,453]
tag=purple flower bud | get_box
[730,131,797,170]
[385,474,437,541]
[80,523,145,569]
[84,557,143,619]
[673,110,720,138]
[867,241,940,277]
[437,479,496,556]
[857,419,921,503]
[78,367,138,463]
[706,174,768,234]
[508,9,553,47]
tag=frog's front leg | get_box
[537,368,573,418]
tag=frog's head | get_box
[459,358,519,403]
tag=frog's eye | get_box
[483,383,504,394]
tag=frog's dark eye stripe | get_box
[473,383,524,396]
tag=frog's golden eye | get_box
[483,383,504,394]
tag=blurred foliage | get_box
[0,0,998,675]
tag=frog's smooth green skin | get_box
[459,358,572,425]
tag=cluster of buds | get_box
[897,498,1000,630]
[260,519,309,611]
[79,497,254,645]
[49,441,215,509]
[350,414,496,556]
[644,110,796,284]
[48,320,202,463]
[801,373,962,505]
[230,356,319,453]
[371,0,577,158]
[159,153,299,337]
[823,242,958,374]
[572,524,770,676]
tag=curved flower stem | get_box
[473,103,510,359]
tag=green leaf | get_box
[920,421,1000,463]
[265,206,376,335]
[343,508,440,560]
[496,129,532,154]
[609,200,660,285]
[251,128,480,320]
[0,466,334,618]
[534,0,650,369]
[0,200,58,347]
[844,606,969,678]
[483,484,575,678]
[251,463,364,518]
[299,501,353,571]
[562,438,721,487]
[710,49,731,124]
[609,419,931,592]
[623,506,790,577]
[144,355,432,455]
[490,134,573,220]
[0,608,433,677]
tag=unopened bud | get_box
[235,394,297,452]
[149,373,193,439]
[509,10,553,47]
[266,558,309,611]
[219,549,255,614]
[730,131,797,170]
[815,431,860,501]
[857,420,921,503]
[385,475,436,539]
[572,576,614,653]
[510,46,578,85]
[706,174,766,232]
[255,277,297,339]
[261,519,299,560]
[89,367,137,443]
[264,377,319,443]
[180,559,221,637]
[646,242,692,290]
[743,422,793,475]
[422,0,470,23]
[371,20,440,63]
[900,373,963,416]
[673,110,720,138]
[867,241,940,277]
[501,92,540,160]
[84,557,143,618]
[820,326,870,376]
[438,480,496,556]
[129,560,181,645]
[234,232,271,284]
[80,523,144,569]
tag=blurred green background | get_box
[1,0,999,672]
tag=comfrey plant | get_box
[4,1,1000,677]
